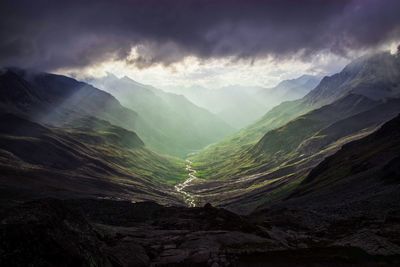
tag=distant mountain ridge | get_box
[257,74,321,106]
[171,75,320,129]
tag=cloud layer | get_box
[1,0,399,70]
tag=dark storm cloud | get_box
[0,0,399,70]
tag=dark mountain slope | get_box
[244,112,400,214]
[291,113,400,200]
[243,116,400,259]
[91,74,234,157]
[0,113,185,206]
[298,98,400,155]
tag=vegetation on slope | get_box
[192,94,378,180]
[191,99,312,178]
[0,113,186,204]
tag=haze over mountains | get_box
[169,75,320,129]
[90,74,234,156]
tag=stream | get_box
[175,159,197,207]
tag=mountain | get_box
[90,74,234,157]
[0,68,192,205]
[243,115,400,261]
[305,52,400,106]
[257,74,321,106]
[187,52,400,213]
[191,52,400,180]
[0,67,157,143]
[290,113,400,201]
[187,97,400,210]
[0,113,186,206]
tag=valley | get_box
[2,1,400,266]
[0,51,399,210]
[1,51,400,266]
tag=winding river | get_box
[175,160,197,207]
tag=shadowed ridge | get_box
[290,113,400,199]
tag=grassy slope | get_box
[0,113,186,204]
[191,99,312,179]
[192,94,377,181]
[63,119,187,185]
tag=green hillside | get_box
[0,113,186,204]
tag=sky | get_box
[1,0,400,90]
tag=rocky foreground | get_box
[1,198,400,267]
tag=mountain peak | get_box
[342,51,393,73]
[104,72,119,80]
[304,51,400,106]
